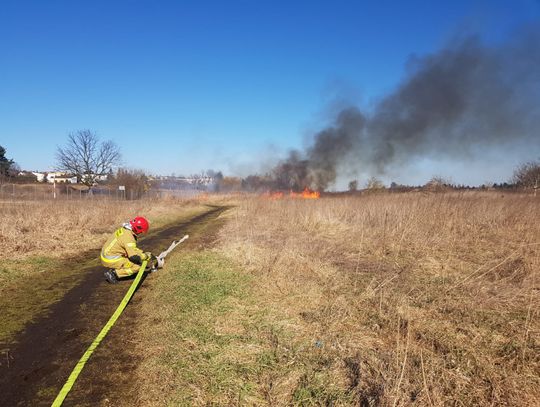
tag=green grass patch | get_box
[139,249,357,406]
[149,252,257,404]
[293,372,354,406]
[0,256,83,344]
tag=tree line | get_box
[1,129,539,193]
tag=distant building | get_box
[14,171,39,182]
[81,173,108,185]
[46,172,77,184]
[31,172,46,182]
[152,175,217,191]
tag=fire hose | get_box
[51,235,189,407]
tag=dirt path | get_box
[0,206,228,407]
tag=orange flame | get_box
[290,188,321,199]
[262,188,320,200]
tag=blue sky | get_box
[1,0,539,187]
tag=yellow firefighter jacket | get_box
[100,227,151,273]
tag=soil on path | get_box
[0,206,228,407]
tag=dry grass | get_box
[217,191,540,405]
[0,197,213,261]
[0,195,225,343]
[8,192,534,405]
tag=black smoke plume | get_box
[268,26,540,191]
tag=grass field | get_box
[2,191,538,405]
[136,191,539,406]
[0,196,217,343]
[0,197,210,261]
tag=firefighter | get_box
[100,216,156,284]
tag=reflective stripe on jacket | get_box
[100,227,149,264]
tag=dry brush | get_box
[218,191,539,405]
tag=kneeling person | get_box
[100,216,156,284]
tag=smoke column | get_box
[273,26,540,190]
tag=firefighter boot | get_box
[104,269,119,284]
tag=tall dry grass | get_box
[0,197,205,261]
[0,195,226,345]
[219,191,539,405]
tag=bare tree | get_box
[365,176,385,190]
[109,168,149,199]
[424,176,453,191]
[513,161,540,194]
[56,130,121,187]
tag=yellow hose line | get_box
[51,260,148,407]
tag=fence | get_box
[0,183,130,201]
[0,183,210,201]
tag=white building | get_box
[30,172,46,182]
[81,173,108,184]
[46,172,77,184]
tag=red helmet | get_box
[129,216,149,234]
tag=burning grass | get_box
[263,188,321,200]
[214,191,539,405]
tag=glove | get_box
[157,257,165,269]
[149,254,158,268]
